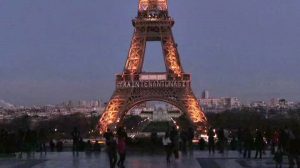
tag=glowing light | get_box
[185,95,207,124]
[99,97,125,133]
[125,36,146,74]
[163,37,183,77]
[139,0,168,11]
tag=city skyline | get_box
[1,0,300,106]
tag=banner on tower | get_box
[116,80,190,89]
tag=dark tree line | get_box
[0,113,100,139]
[206,108,300,134]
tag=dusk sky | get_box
[1,0,300,106]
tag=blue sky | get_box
[0,0,300,105]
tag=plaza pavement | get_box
[0,151,291,168]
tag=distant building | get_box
[201,90,210,99]
[270,98,280,107]
[221,97,241,108]
[250,101,267,107]
[199,90,241,113]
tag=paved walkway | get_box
[0,151,291,168]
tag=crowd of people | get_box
[202,127,300,168]
[0,127,101,156]
[161,126,194,164]
[0,128,48,155]
[1,126,299,167]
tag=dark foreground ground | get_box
[0,150,293,168]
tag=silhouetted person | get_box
[273,147,283,168]
[16,130,25,156]
[170,126,179,159]
[271,129,280,154]
[286,129,299,168]
[230,136,237,150]
[93,140,101,152]
[243,129,253,158]
[162,131,172,164]
[38,129,47,154]
[208,128,215,154]
[104,129,113,144]
[179,130,187,154]
[187,127,194,155]
[49,139,55,152]
[24,130,37,154]
[237,128,243,154]
[198,138,206,150]
[150,131,158,146]
[78,138,85,151]
[71,127,80,152]
[117,136,126,168]
[0,129,9,154]
[116,127,127,139]
[254,129,264,159]
[106,136,117,168]
[217,128,225,153]
[5,132,16,154]
[56,140,63,152]
[86,140,93,152]
[279,127,289,152]
[23,130,31,153]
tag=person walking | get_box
[162,131,172,164]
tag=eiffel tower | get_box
[99,0,206,132]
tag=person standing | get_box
[162,131,172,164]
[237,128,243,154]
[170,126,179,159]
[208,128,215,155]
[104,129,113,144]
[243,129,253,159]
[49,139,55,152]
[179,129,187,154]
[106,135,117,168]
[187,127,194,156]
[71,127,80,153]
[286,129,299,168]
[117,136,126,168]
[273,147,283,168]
[254,129,264,159]
[217,128,225,154]
[271,129,280,154]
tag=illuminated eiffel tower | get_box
[99,0,206,132]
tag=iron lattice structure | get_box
[99,0,207,133]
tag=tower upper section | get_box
[137,0,170,21]
[139,0,168,11]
